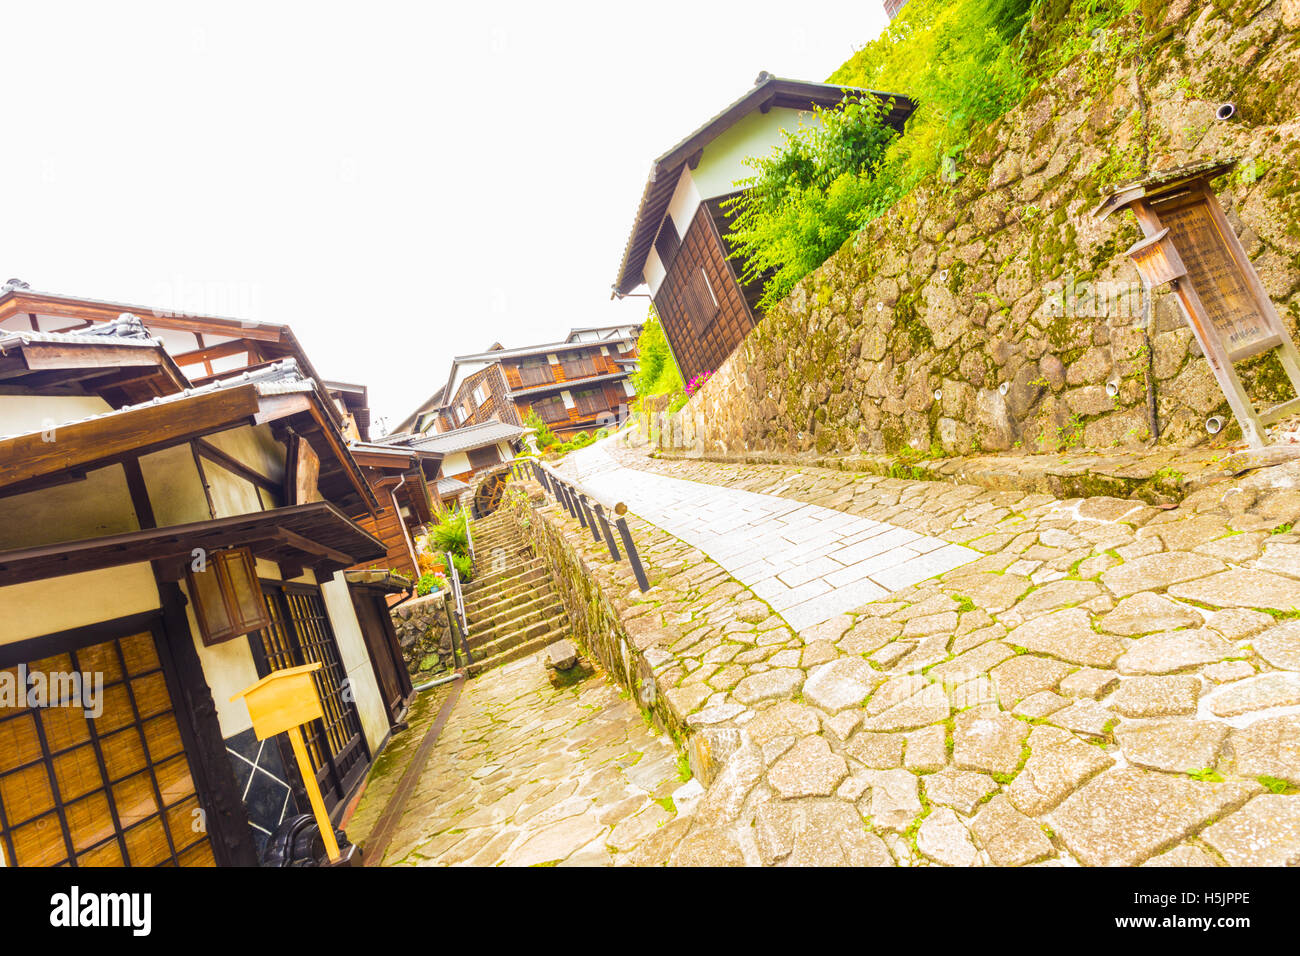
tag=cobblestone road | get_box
[354,652,696,866]
[547,433,1300,866]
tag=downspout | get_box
[391,474,420,581]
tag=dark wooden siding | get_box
[653,204,756,385]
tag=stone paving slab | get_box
[522,431,1300,866]
[561,443,977,630]
[350,651,693,866]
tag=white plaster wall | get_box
[0,563,160,648]
[205,459,263,518]
[319,575,389,754]
[205,424,286,483]
[139,445,211,525]
[690,106,820,199]
[183,575,263,738]
[0,463,139,550]
[644,246,666,295]
[442,450,471,477]
[666,167,702,235]
[0,394,112,435]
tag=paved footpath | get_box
[563,443,976,630]
[545,433,1300,866]
[349,651,696,866]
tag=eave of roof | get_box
[612,76,917,296]
[405,420,526,455]
[0,501,386,588]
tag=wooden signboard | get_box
[232,663,348,865]
[284,432,321,505]
[1096,159,1300,448]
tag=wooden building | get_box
[611,74,915,385]
[381,420,526,515]
[393,324,641,441]
[0,284,421,866]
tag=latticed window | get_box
[574,388,606,417]
[0,625,216,867]
[683,267,719,334]
[250,584,367,812]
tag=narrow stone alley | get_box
[347,653,696,866]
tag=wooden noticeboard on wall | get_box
[1096,159,1300,449]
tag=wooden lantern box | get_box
[1096,159,1300,449]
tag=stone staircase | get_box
[460,511,569,677]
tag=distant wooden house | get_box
[0,283,424,866]
[611,74,915,385]
[394,324,641,441]
[382,420,527,516]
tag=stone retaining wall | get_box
[391,590,455,678]
[500,481,784,784]
[654,2,1300,460]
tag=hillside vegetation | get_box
[725,0,1144,310]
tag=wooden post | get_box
[286,725,341,863]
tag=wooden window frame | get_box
[0,612,221,868]
[185,547,272,647]
[531,396,567,424]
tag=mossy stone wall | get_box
[660,0,1300,459]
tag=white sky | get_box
[0,1,888,432]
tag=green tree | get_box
[630,306,683,397]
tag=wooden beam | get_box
[21,342,164,370]
[0,292,283,342]
[0,383,260,487]
[275,528,352,566]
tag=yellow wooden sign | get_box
[231,662,324,740]
[231,663,341,863]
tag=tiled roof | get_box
[0,359,314,441]
[405,420,525,455]
[508,371,629,399]
[435,476,471,495]
[0,312,160,350]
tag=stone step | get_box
[466,584,557,627]
[465,602,567,650]
[466,591,561,633]
[466,618,570,674]
[465,630,568,678]
[462,558,545,593]
[471,544,533,566]
[463,570,550,614]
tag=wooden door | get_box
[0,621,217,867]
[349,587,411,726]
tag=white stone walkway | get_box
[560,442,978,631]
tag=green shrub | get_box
[630,307,683,398]
[450,552,473,583]
[415,572,445,596]
[571,431,593,448]
[524,408,559,450]
[428,507,469,555]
